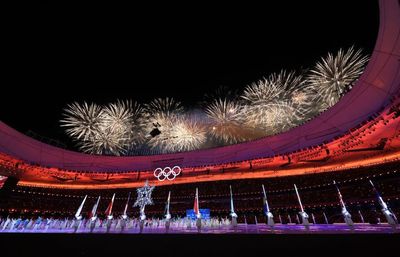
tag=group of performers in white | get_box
[0,180,397,233]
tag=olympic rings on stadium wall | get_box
[154,166,181,181]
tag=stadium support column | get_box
[294,184,309,229]
[333,181,353,227]
[229,185,238,228]
[369,180,398,229]
[262,184,274,228]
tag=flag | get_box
[75,195,87,219]
[165,191,171,216]
[122,192,131,218]
[261,185,270,214]
[263,197,269,214]
[89,196,101,219]
[193,188,199,216]
[369,180,380,198]
[105,194,116,217]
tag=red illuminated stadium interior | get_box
[1,160,398,224]
[1,95,399,189]
[0,0,399,225]
[1,2,400,257]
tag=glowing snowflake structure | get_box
[133,180,155,210]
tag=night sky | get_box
[1,1,379,150]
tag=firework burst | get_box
[61,101,145,156]
[142,97,184,139]
[146,116,174,152]
[147,116,206,153]
[242,102,301,135]
[78,128,130,156]
[242,76,285,103]
[205,98,252,144]
[241,70,306,133]
[60,47,368,156]
[60,102,104,141]
[144,97,184,117]
[284,74,318,119]
[167,117,207,152]
[307,46,369,110]
[103,100,146,148]
[200,85,241,107]
[102,100,134,133]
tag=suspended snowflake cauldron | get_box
[133,180,155,220]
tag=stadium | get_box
[0,0,399,256]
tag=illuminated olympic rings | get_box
[154,166,181,181]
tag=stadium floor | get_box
[1,223,398,234]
